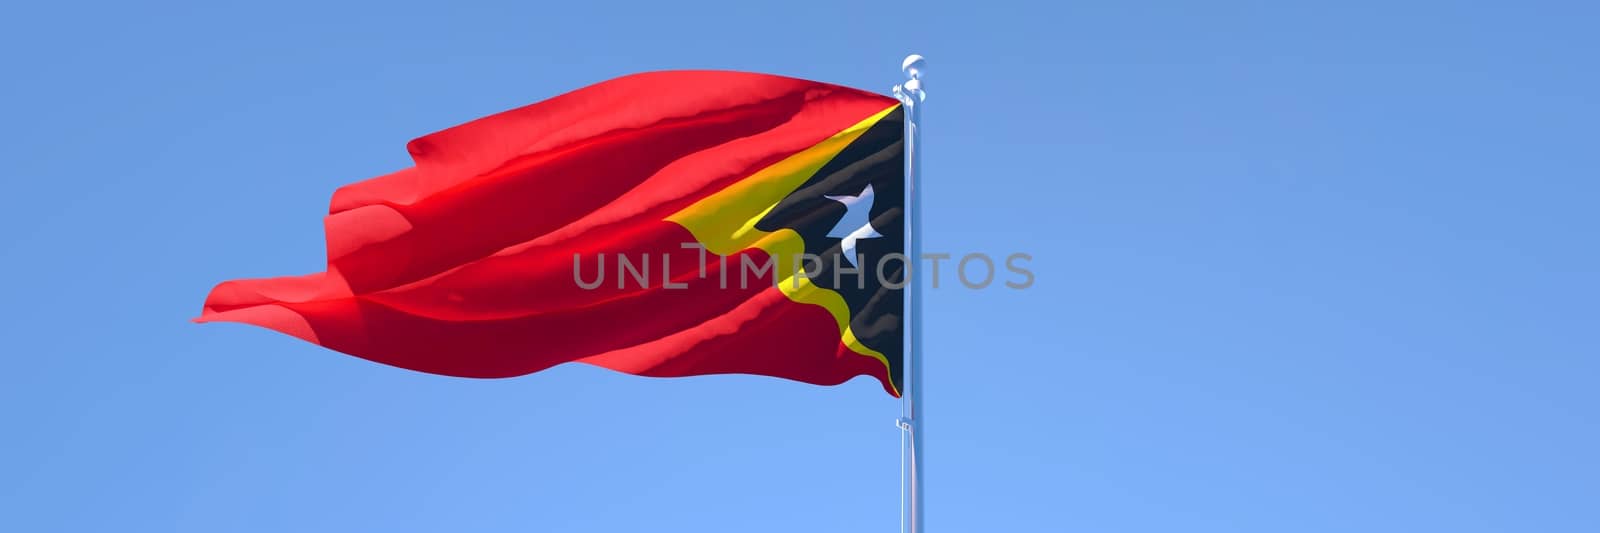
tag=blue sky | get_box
[2,1,1596,531]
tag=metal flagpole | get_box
[894,53,927,533]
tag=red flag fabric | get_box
[199,70,906,396]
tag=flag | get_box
[198,70,906,397]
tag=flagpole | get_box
[894,53,927,533]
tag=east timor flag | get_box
[198,71,906,397]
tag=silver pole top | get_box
[894,54,927,104]
[902,54,926,80]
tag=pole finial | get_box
[902,54,926,80]
[894,54,927,104]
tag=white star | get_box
[823,184,885,268]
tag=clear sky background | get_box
[2,1,1596,532]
